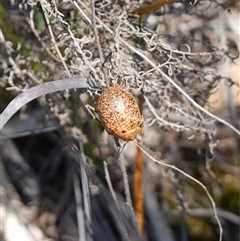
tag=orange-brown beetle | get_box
[97,85,143,141]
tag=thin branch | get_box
[120,39,240,137]
[40,0,71,77]
[90,0,110,87]
[104,161,118,205]
[118,154,142,240]
[135,141,223,241]
[73,173,86,241]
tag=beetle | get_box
[97,84,143,141]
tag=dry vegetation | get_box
[0,0,239,241]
